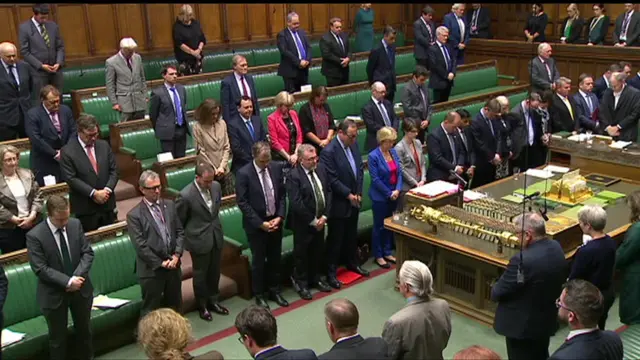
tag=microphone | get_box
[539,204,549,221]
[449,169,468,188]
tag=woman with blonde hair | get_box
[193,99,233,195]
[267,91,303,173]
[353,4,375,52]
[616,190,640,325]
[173,4,207,75]
[560,3,585,44]
[138,308,224,360]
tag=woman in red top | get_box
[298,86,336,154]
[267,91,303,168]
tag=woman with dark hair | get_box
[298,86,336,154]
[524,4,548,43]
[394,119,426,212]
[173,4,207,75]
[616,190,640,325]
[587,4,610,45]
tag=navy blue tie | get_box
[246,120,256,141]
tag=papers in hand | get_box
[543,165,570,174]
[411,180,459,197]
[93,295,130,310]
[525,169,554,179]
[2,329,26,348]
[610,141,632,149]
[463,190,487,201]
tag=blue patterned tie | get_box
[293,31,306,59]
[442,45,452,72]
[170,87,184,126]
[245,119,256,141]
[345,145,357,177]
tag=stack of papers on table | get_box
[525,169,554,179]
[2,329,26,347]
[344,116,362,122]
[596,190,626,201]
[559,205,585,220]
[610,141,633,149]
[92,295,130,310]
[543,165,570,173]
[411,180,459,198]
[463,190,487,202]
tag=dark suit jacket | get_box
[550,94,580,133]
[586,15,610,45]
[320,31,351,79]
[319,335,390,360]
[0,168,43,229]
[298,102,337,152]
[367,40,396,93]
[627,73,640,91]
[176,181,223,255]
[427,42,457,90]
[126,199,185,279]
[466,7,492,39]
[443,13,470,48]
[491,239,567,340]
[413,18,435,60]
[560,17,585,44]
[25,104,77,185]
[221,73,260,123]
[18,19,65,70]
[235,162,286,233]
[549,329,623,360]
[594,75,609,101]
[401,79,432,124]
[613,11,640,46]
[470,110,500,169]
[26,218,94,310]
[427,125,463,182]
[0,60,32,128]
[277,28,312,78]
[362,98,400,152]
[528,56,560,94]
[510,102,544,159]
[320,137,363,219]
[457,127,476,169]
[572,91,600,132]
[285,164,332,231]
[255,346,318,360]
[60,137,118,216]
[599,85,640,142]
[149,84,190,141]
[0,263,6,321]
[226,114,267,173]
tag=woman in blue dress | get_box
[353,4,375,52]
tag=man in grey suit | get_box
[127,170,184,317]
[18,4,65,103]
[26,195,94,360]
[106,37,148,122]
[382,260,451,360]
[176,163,230,322]
[0,42,33,140]
[150,64,190,159]
[528,43,560,94]
[401,66,432,144]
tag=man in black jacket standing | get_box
[427,27,457,104]
[367,26,397,102]
[320,18,351,87]
[413,7,436,70]
[277,12,312,94]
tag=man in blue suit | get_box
[362,82,400,152]
[443,4,470,65]
[320,120,370,289]
[572,74,601,133]
[221,55,260,123]
[25,85,77,186]
[227,97,267,174]
[426,111,464,182]
[594,64,621,101]
[277,12,312,94]
[492,213,567,360]
[367,26,397,102]
[236,305,318,360]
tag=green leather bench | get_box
[120,128,162,172]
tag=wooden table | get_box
[386,167,636,326]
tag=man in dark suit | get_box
[127,170,184,317]
[227,96,267,174]
[455,108,476,180]
[428,26,457,104]
[550,279,623,360]
[60,114,118,233]
[627,69,640,91]
[467,4,492,39]
[594,64,622,101]
[426,111,464,182]
[413,6,436,70]
[572,74,601,133]
[0,42,33,140]
[550,77,580,133]
[25,85,77,186]
[320,120,370,290]
[235,142,289,309]
[277,12,312,94]
[470,98,503,188]
[491,212,567,360]
[18,4,65,102]
[613,3,640,47]
[221,55,260,122]
[367,26,397,102]
[0,263,7,360]
[176,163,229,322]
[401,66,432,144]
[236,305,318,360]
[443,4,470,64]
[286,144,332,300]
[319,298,389,360]
[26,195,94,360]
[150,64,190,159]
[320,17,351,87]
[362,82,400,152]
[528,43,560,94]
[511,92,549,171]
[600,71,640,142]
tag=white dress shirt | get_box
[566,327,599,341]
[46,218,77,287]
[613,85,625,110]
[164,82,180,113]
[194,180,213,210]
[372,96,391,126]
[31,17,44,35]
[288,28,303,59]
[234,72,251,97]
[4,174,29,217]
[301,164,326,226]
[621,11,634,40]
[1,59,20,87]
[578,89,594,113]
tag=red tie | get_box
[86,144,99,173]
[412,144,422,180]
[241,76,249,97]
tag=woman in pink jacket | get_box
[267,91,303,169]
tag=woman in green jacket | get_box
[586,4,610,45]
[616,190,640,325]
[353,4,375,52]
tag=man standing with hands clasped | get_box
[277,12,312,94]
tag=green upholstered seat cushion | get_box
[62,65,106,93]
[81,96,121,138]
[202,53,234,73]
[184,84,203,111]
[395,54,416,75]
[450,66,499,97]
[90,235,139,295]
[449,86,513,101]
[357,210,374,236]
[221,206,249,249]
[253,47,281,67]
[19,151,30,169]
[308,67,326,87]
[254,73,284,98]
[166,166,196,193]
[199,81,222,102]
[349,60,368,83]
[3,264,41,327]
[120,129,162,165]
[2,315,50,360]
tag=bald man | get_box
[0,42,33,140]
[528,43,560,94]
[362,82,400,152]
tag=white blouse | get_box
[5,175,29,217]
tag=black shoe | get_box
[373,259,390,269]
[269,292,290,307]
[198,306,213,321]
[348,265,371,277]
[314,280,332,292]
[298,288,313,300]
[208,302,230,316]
[255,295,270,309]
[383,256,397,264]
[327,276,342,289]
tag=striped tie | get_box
[40,24,51,47]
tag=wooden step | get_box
[114,181,138,201]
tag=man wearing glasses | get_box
[127,170,185,317]
[490,212,566,360]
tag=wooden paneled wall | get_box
[0,4,410,67]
